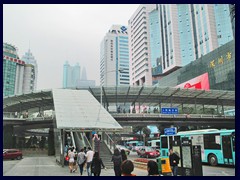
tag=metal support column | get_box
[195,98,197,114]
[159,102,161,113]
[62,129,65,167]
[222,103,225,115]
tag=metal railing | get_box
[111,113,235,119]
[102,132,115,153]
[83,133,92,149]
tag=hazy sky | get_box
[3,4,139,90]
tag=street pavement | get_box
[3,154,235,176]
[3,156,147,176]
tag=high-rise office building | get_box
[3,43,35,96]
[149,4,234,85]
[100,25,130,86]
[128,4,156,86]
[63,61,81,88]
[22,49,38,91]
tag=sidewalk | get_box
[4,156,147,176]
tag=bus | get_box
[160,129,235,166]
[126,141,144,151]
[148,139,160,150]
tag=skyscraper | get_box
[149,4,234,84]
[3,43,35,96]
[22,49,38,91]
[63,61,80,88]
[100,25,130,86]
[128,4,156,86]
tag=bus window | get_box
[156,142,160,147]
[203,134,221,149]
[161,137,168,148]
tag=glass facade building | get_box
[3,43,25,97]
[157,40,235,91]
[100,25,130,86]
[149,4,234,85]
[63,62,80,88]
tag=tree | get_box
[132,126,144,134]
[142,127,151,137]
[230,4,235,22]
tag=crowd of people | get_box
[64,133,180,176]
[65,145,162,176]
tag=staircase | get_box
[99,141,113,169]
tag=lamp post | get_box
[100,68,124,107]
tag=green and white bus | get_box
[148,139,161,150]
[160,129,235,166]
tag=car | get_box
[116,145,131,155]
[137,146,160,158]
[3,149,23,160]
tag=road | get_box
[3,153,235,176]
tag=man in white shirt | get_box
[86,147,94,176]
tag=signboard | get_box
[161,107,179,114]
[175,72,210,90]
[164,127,177,135]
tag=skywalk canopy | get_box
[52,89,123,131]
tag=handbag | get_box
[65,156,69,161]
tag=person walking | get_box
[93,134,100,153]
[91,152,105,176]
[77,148,86,176]
[121,149,127,161]
[86,147,94,176]
[147,160,160,176]
[111,148,122,176]
[68,148,75,173]
[72,147,78,172]
[169,149,180,176]
[121,160,136,176]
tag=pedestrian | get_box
[77,148,86,176]
[86,147,94,176]
[83,146,87,171]
[72,147,78,172]
[14,111,18,118]
[111,148,122,176]
[93,134,100,152]
[169,149,180,176]
[67,134,71,146]
[91,152,105,176]
[147,160,160,176]
[68,148,75,173]
[121,149,127,162]
[121,160,136,176]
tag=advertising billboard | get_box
[176,73,210,90]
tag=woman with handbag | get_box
[91,152,105,176]
[77,148,86,176]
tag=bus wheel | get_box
[208,154,218,166]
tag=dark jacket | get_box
[91,157,105,173]
[169,153,180,166]
[112,155,122,167]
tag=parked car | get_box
[116,145,131,155]
[136,146,160,158]
[3,149,23,160]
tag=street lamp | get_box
[100,68,124,107]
